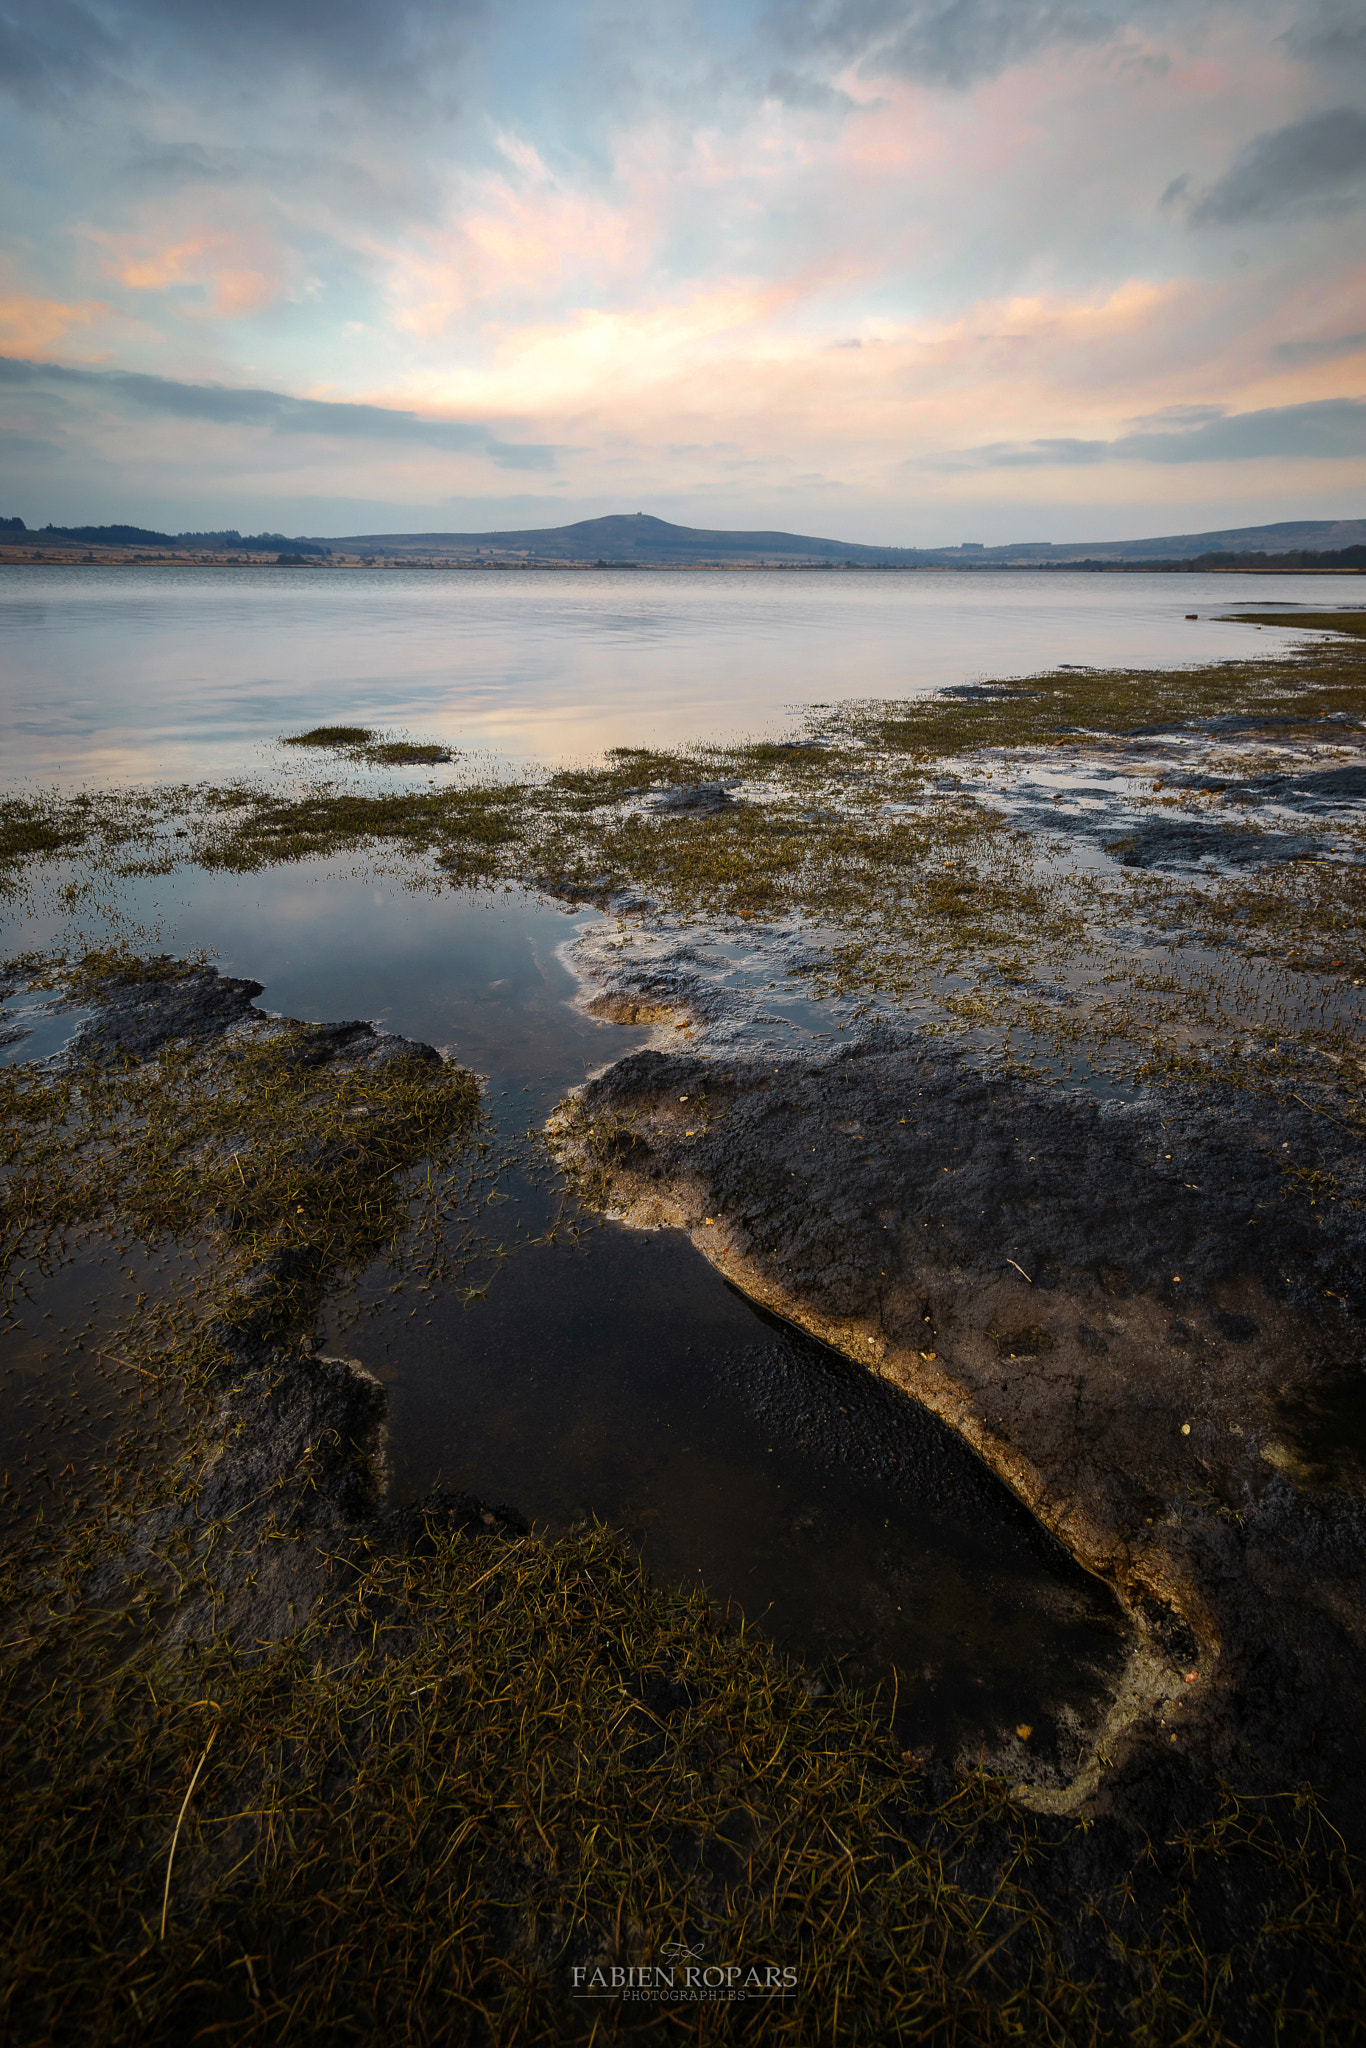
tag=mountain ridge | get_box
[325,510,1366,564]
[8,508,1365,566]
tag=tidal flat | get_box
[2,618,1365,2042]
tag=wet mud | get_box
[559,1033,1366,1839]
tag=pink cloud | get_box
[0,283,109,355]
[88,221,292,321]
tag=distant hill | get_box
[6,509,1364,567]
[12,522,332,556]
[328,511,1366,565]
[1000,517,1366,563]
[331,513,906,564]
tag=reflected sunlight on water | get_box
[0,563,1322,789]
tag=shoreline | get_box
[4,546,1365,574]
[531,658,1366,1831]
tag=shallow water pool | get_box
[2,857,1132,1766]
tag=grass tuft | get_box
[282,725,376,747]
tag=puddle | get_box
[0,992,93,1066]
[324,1225,1127,1763]
[0,858,1136,1760]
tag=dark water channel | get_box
[3,860,1131,1763]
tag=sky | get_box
[1,0,1364,545]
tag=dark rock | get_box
[1107,818,1326,869]
[60,963,441,1074]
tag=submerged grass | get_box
[4,1507,1362,2045]
[282,725,456,767]
[1221,610,1366,639]
[1,955,486,1345]
[200,783,523,880]
[282,724,377,747]
[0,948,501,1583]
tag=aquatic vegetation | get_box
[0,799,92,867]
[282,725,456,766]
[1221,609,1366,640]
[1,960,486,1345]
[3,1489,1360,2043]
[366,740,453,765]
[197,782,524,881]
[282,724,376,747]
[7,631,1364,1104]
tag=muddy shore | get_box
[1,957,506,1632]
[554,1023,1366,1841]
[55,955,1359,1847]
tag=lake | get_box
[0,562,1331,788]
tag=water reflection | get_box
[0,563,1323,789]
[325,1216,1128,1763]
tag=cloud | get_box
[0,282,110,354]
[0,357,557,470]
[1123,402,1227,430]
[0,427,64,460]
[939,397,1366,467]
[1281,5,1366,74]
[0,0,478,111]
[118,141,250,189]
[0,1,118,107]
[870,0,1122,89]
[761,65,861,109]
[760,0,1152,93]
[1271,329,1366,364]
[90,226,289,319]
[1186,105,1366,224]
[380,138,657,337]
[4,3,1365,539]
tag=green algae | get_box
[283,724,377,748]
[5,631,1365,1118]
[198,782,523,881]
[1,954,488,1347]
[282,725,457,766]
[1221,611,1366,639]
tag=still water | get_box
[0,562,1328,787]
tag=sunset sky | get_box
[2,0,1364,542]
